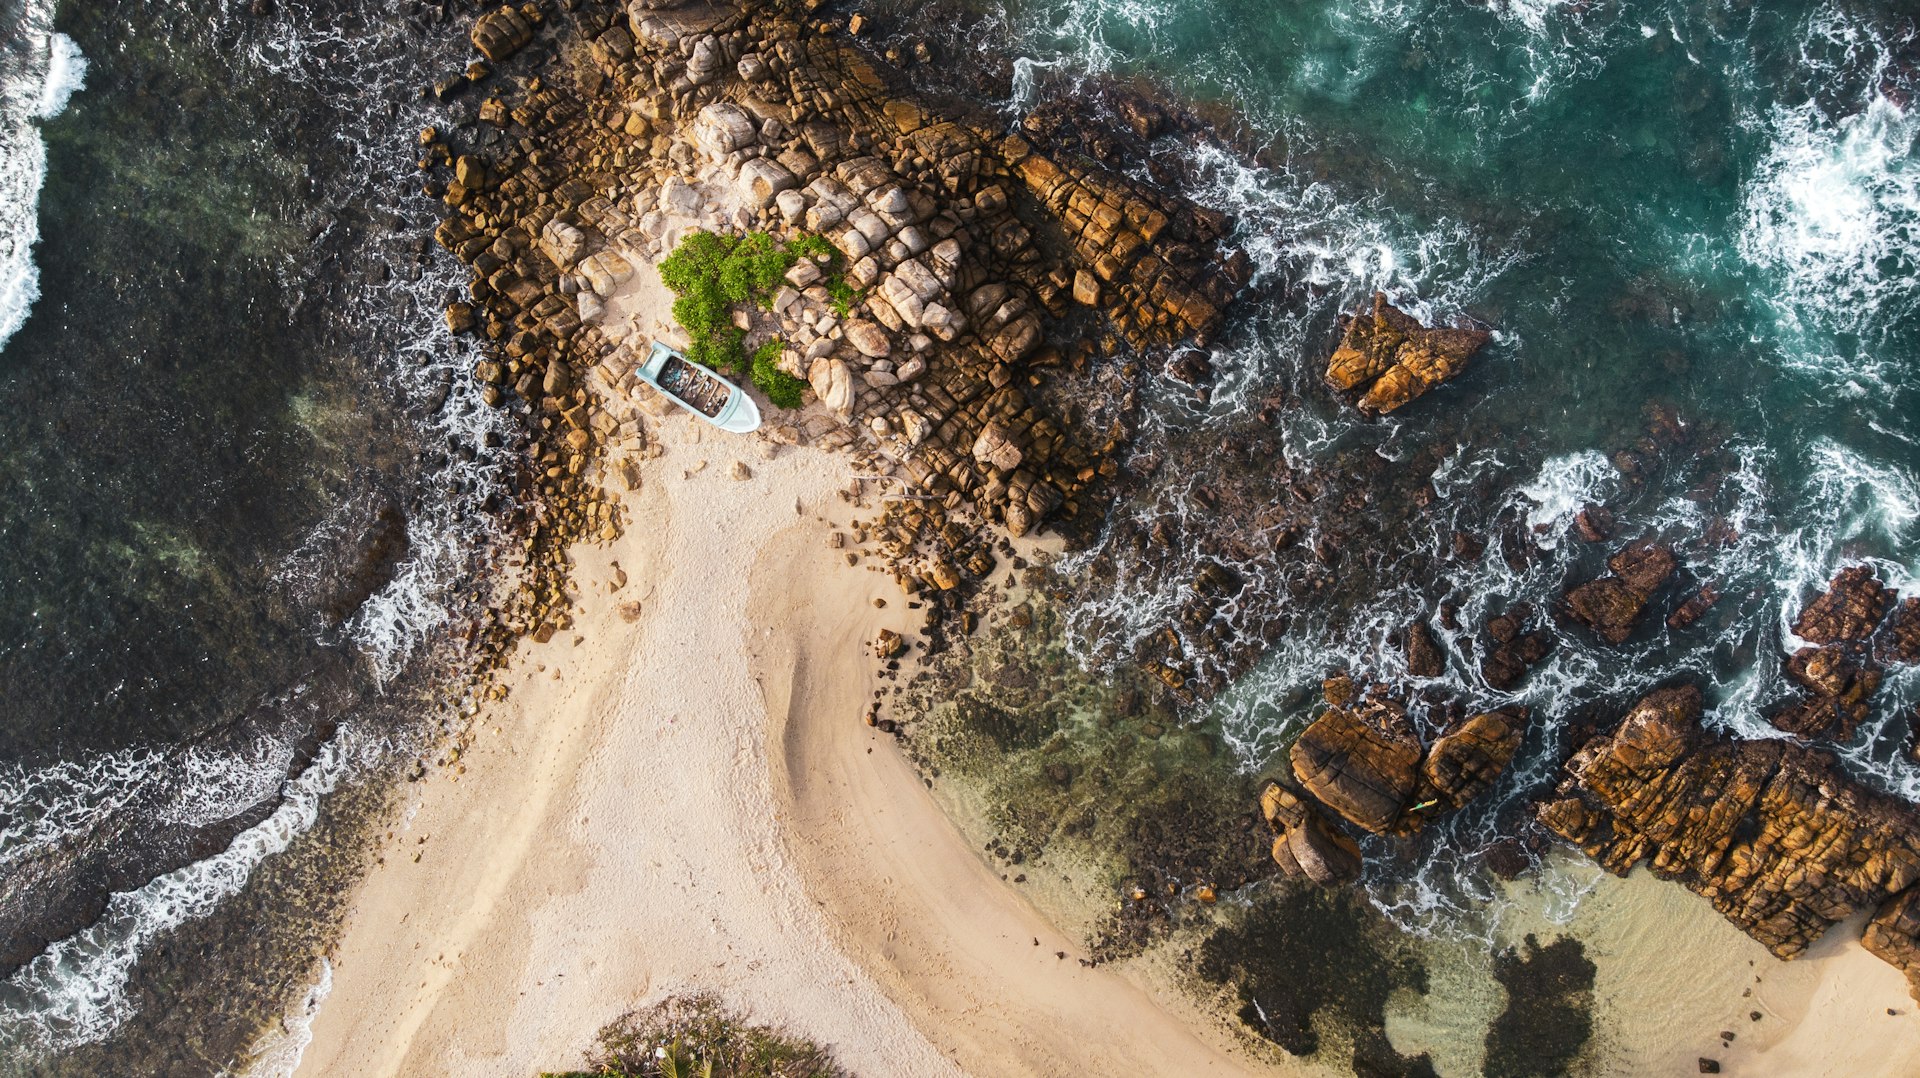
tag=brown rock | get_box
[1422,708,1523,809]
[1325,293,1489,414]
[1667,585,1720,630]
[1538,685,1920,966]
[1565,538,1677,644]
[1882,597,1920,664]
[1769,645,1882,741]
[470,6,533,63]
[1262,782,1362,886]
[1326,292,1419,391]
[1405,620,1445,678]
[1794,566,1891,644]
[1574,504,1614,543]
[1290,698,1421,833]
[1864,887,1920,1002]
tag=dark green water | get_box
[0,0,506,1065]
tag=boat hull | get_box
[638,340,763,433]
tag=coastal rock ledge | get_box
[1537,684,1920,1000]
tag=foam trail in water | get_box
[0,749,160,872]
[0,731,366,1054]
[0,5,88,351]
[1736,6,1920,392]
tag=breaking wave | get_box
[0,3,86,352]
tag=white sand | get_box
[292,417,1271,1077]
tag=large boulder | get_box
[577,250,634,297]
[1865,888,1920,1002]
[470,5,533,62]
[1769,645,1882,740]
[1324,292,1490,414]
[1794,566,1892,644]
[539,219,588,269]
[693,102,756,157]
[1289,698,1422,834]
[1261,783,1362,886]
[1422,708,1523,810]
[806,356,852,417]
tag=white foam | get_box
[0,748,161,872]
[1736,7,1920,388]
[0,731,363,1054]
[0,12,88,352]
[1517,449,1616,549]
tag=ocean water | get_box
[876,0,1920,1066]
[0,0,506,1068]
[5,0,1920,1072]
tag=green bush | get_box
[564,994,848,1078]
[825,276,860,319]
[749,340,808,410]
[655,229,840,399]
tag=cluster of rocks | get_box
[1564,535,1679,644]
[1324,292,1490,414]
[422,0,1246,653]
[1770,566,1919,742]
[1537,685,1920,999]
[1261,675,1523,885]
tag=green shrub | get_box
[654,230,841,385]
[567,994,848,1078]
[748,340,808,409]
[824,276,860,319]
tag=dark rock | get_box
[1565,537,1676,644]
[1573,504,1613,543]
[1405,620,1444,678]
[1667,585,1719,630]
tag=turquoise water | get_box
[906,0,1920,987]
[972,0,1920,783]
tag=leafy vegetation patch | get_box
[541,993,846,1078]
[654,230,845,410]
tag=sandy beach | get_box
[290,413,1271,1077]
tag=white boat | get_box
[637,340,762,434]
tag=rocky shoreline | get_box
[412,0,1920,1067]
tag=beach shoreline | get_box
[289,412,1273,1077]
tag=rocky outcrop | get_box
[1564,537,1677,644]
[1260,782,1362,886]
[1421,708,1523,810]
[1793,566,1891,644]
[1771,645,1882,741]
[1538,685,1920,981]
[1324,292,1489,414]
[1480,606,1552,690]
[1770,567,1909,742]
[1289,696,1423,834]
[1887,598,1920,665]
[1865,888,1920,1001]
